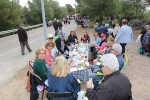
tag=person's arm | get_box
[23,29,28,41]
[86,85,112,100]
[69,74,80,98]
[45,50,54,66]
[114,27,122,42]
[55,39,64,54]
[64,41,69,51]
[34,61,48,78]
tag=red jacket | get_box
[45,49,54,66]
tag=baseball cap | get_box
[47,34,53,38]
[101,33,106,37]
[60,32,65,36]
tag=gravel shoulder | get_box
[0,26,150,100]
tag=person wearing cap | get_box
[44,42,55,69]
[44,34,58,60]
[55,32,69,55]
[86,54,132,100]
[93,33,107,59]
[115,19,133,54]
[17,24,32,55]
[111,43,124,70]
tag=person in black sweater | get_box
[66,30,78,46]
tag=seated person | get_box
[33,48,48,84]
[44,42,55,69]
[48,56,80,100]
[99,22,108,37]
[90,32,101,53]
[86,54,132,100]
[55,30,61,40]
[81,30,90,43]
[67,30,78,46]
[107,37,114,43]
[111,43,124,70]
[55,32,69,56]
[93,33,107,58]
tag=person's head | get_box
[70,30,75,35]
[35,48,46,60]
[122,19,128,25]
[105,41,114,51]
[115,23,120,27]
[45,41,55,50]
[50,56,69,77]
[100,54,119,75]
[20,24,24,28]
[101,33,106,40]
[83,30,87,35]
[57,30,61,36]
[47,34,54,42]
[102,22,105,26]
[54,18,56,20]
[60,32,66,40]
[107,37,114,43]
[93,32,98,38]
[144,25,150,31]
[111,43,122,56]
[112,21,115,25]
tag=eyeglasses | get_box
[49,37,53,39]
[99,63,105,68]
[106,46,112,48]
[39,53,45,55]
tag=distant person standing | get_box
[53,18,58,36]
[58,20,63,31]
[17,24,32,55]
[115,19,133,54]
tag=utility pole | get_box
[41,0,47,42]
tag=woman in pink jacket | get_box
[44,41,55,69]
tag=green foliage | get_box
[65,4,75,14]
[0,0,22,31]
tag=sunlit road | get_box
[0,21,77,86]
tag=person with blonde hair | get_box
[47,56,80,100]
[33,48,48,84]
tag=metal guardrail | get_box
[0,24,43,35]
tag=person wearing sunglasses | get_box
[44,42,56,69]
[44,34,58,60]
[86,54,132,100]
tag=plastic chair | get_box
[120,53,128,73]
[46,92,74,100]
[28,59,48,100]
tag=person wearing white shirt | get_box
[113,23,120,38]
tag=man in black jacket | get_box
[17,24,32,55]
[55,32,69,55]
[86,54,132,100]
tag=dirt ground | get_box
[0,25,150,100]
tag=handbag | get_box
[26,71,31,92]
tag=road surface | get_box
[0,21,77,86]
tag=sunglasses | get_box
[49,37,53,39]
[48,45,53,47]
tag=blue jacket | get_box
[99,26,108,35]
[115,25,133,43]
[48,72,80,100]
[116,54,124,70]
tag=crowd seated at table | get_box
[31,21,132,99]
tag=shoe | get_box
[22,53,25,55]
[29,50,32,53]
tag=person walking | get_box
[53,18,58,36]
[17,24,32,55]
[115,19,133,54]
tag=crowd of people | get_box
[25,18,134,100]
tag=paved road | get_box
[0,21,77,86]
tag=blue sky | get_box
[19,0,76,7]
